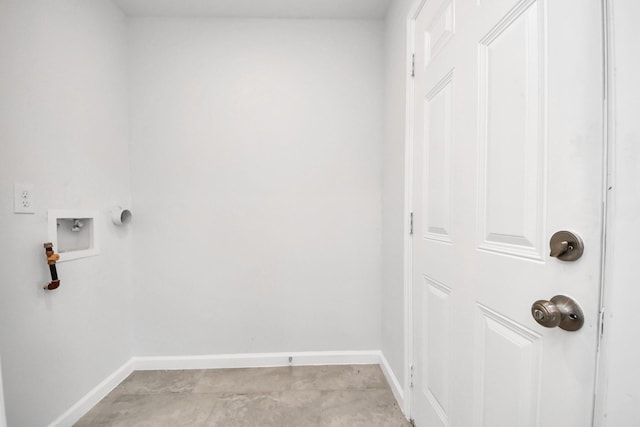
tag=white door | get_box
[410,0,604,426]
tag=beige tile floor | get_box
[74,365,411,427]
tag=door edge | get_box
[403,0,430,420]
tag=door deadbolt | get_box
[549,231,584,261]
[531,295,584,331]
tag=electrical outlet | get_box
[14,183,34,214]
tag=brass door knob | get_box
[531,295,584,331]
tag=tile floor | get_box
[74,365,411,427]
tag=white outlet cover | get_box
[14,183,34,214]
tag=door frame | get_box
[0,355,6,427]
[593,0,620,424]
[401,0,612,423]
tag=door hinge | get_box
[410,212,414,235]
[411,53,415,78]
[599,308,606,339]
[410,364,414,388]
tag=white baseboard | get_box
[379,352,406,416]
[48,358,134,427]
[133,350,381,371]
[49,350,407,426]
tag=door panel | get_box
[477,0,545,260]
[425,0,455,66]
[422,275,452,425]
[411,0,604,426]
[424,71,454,243]
[474,305,542,427]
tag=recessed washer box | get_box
[47,210,100,262]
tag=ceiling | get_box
[111,0,393,19]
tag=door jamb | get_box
[593,0,613,425]
[0,355,7,427]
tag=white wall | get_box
[599,1,640,425]
[381,0,414,398]
[0,1,132,425]
[128,18,384,356]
